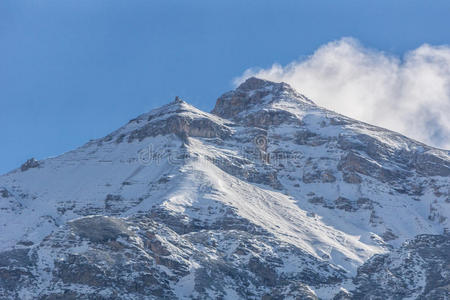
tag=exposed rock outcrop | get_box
[351,233,450,299]
[20,158,40,171]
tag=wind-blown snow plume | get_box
[235,38,450,149]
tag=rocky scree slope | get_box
[0,77,449,299]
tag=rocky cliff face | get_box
[0,77,449,299]
[350,233,450,299]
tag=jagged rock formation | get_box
[0,77,449,299]
[20,158,40,172]
[350,233,450,299]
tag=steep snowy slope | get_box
[0,78,449,299]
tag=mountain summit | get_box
[1,78,449,299]
[212,77,314,120]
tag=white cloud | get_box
[235,38,450,149]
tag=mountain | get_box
[0,77,449,299]
[351,233,450,299]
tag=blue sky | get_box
[1,0,450,174]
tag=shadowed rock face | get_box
[0,188,10,198]
[212,77,313,120]
[337,132,450,179]
[337,151,410,185]
[69,216,133,243]
[350,234,450,299]
[0,249,35,292]
[127,114,232,142]
[99,98,233,145]
[0,214,346,299]
[413,151,450,177]
[20,158,40,172]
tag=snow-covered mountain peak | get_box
[212,77,314,121]
[235,76,289,92]
[173,95,185,104]
[136,96,208,122]
[1,79,449,299]
[235,77,306,99]
[99,97,233,144]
